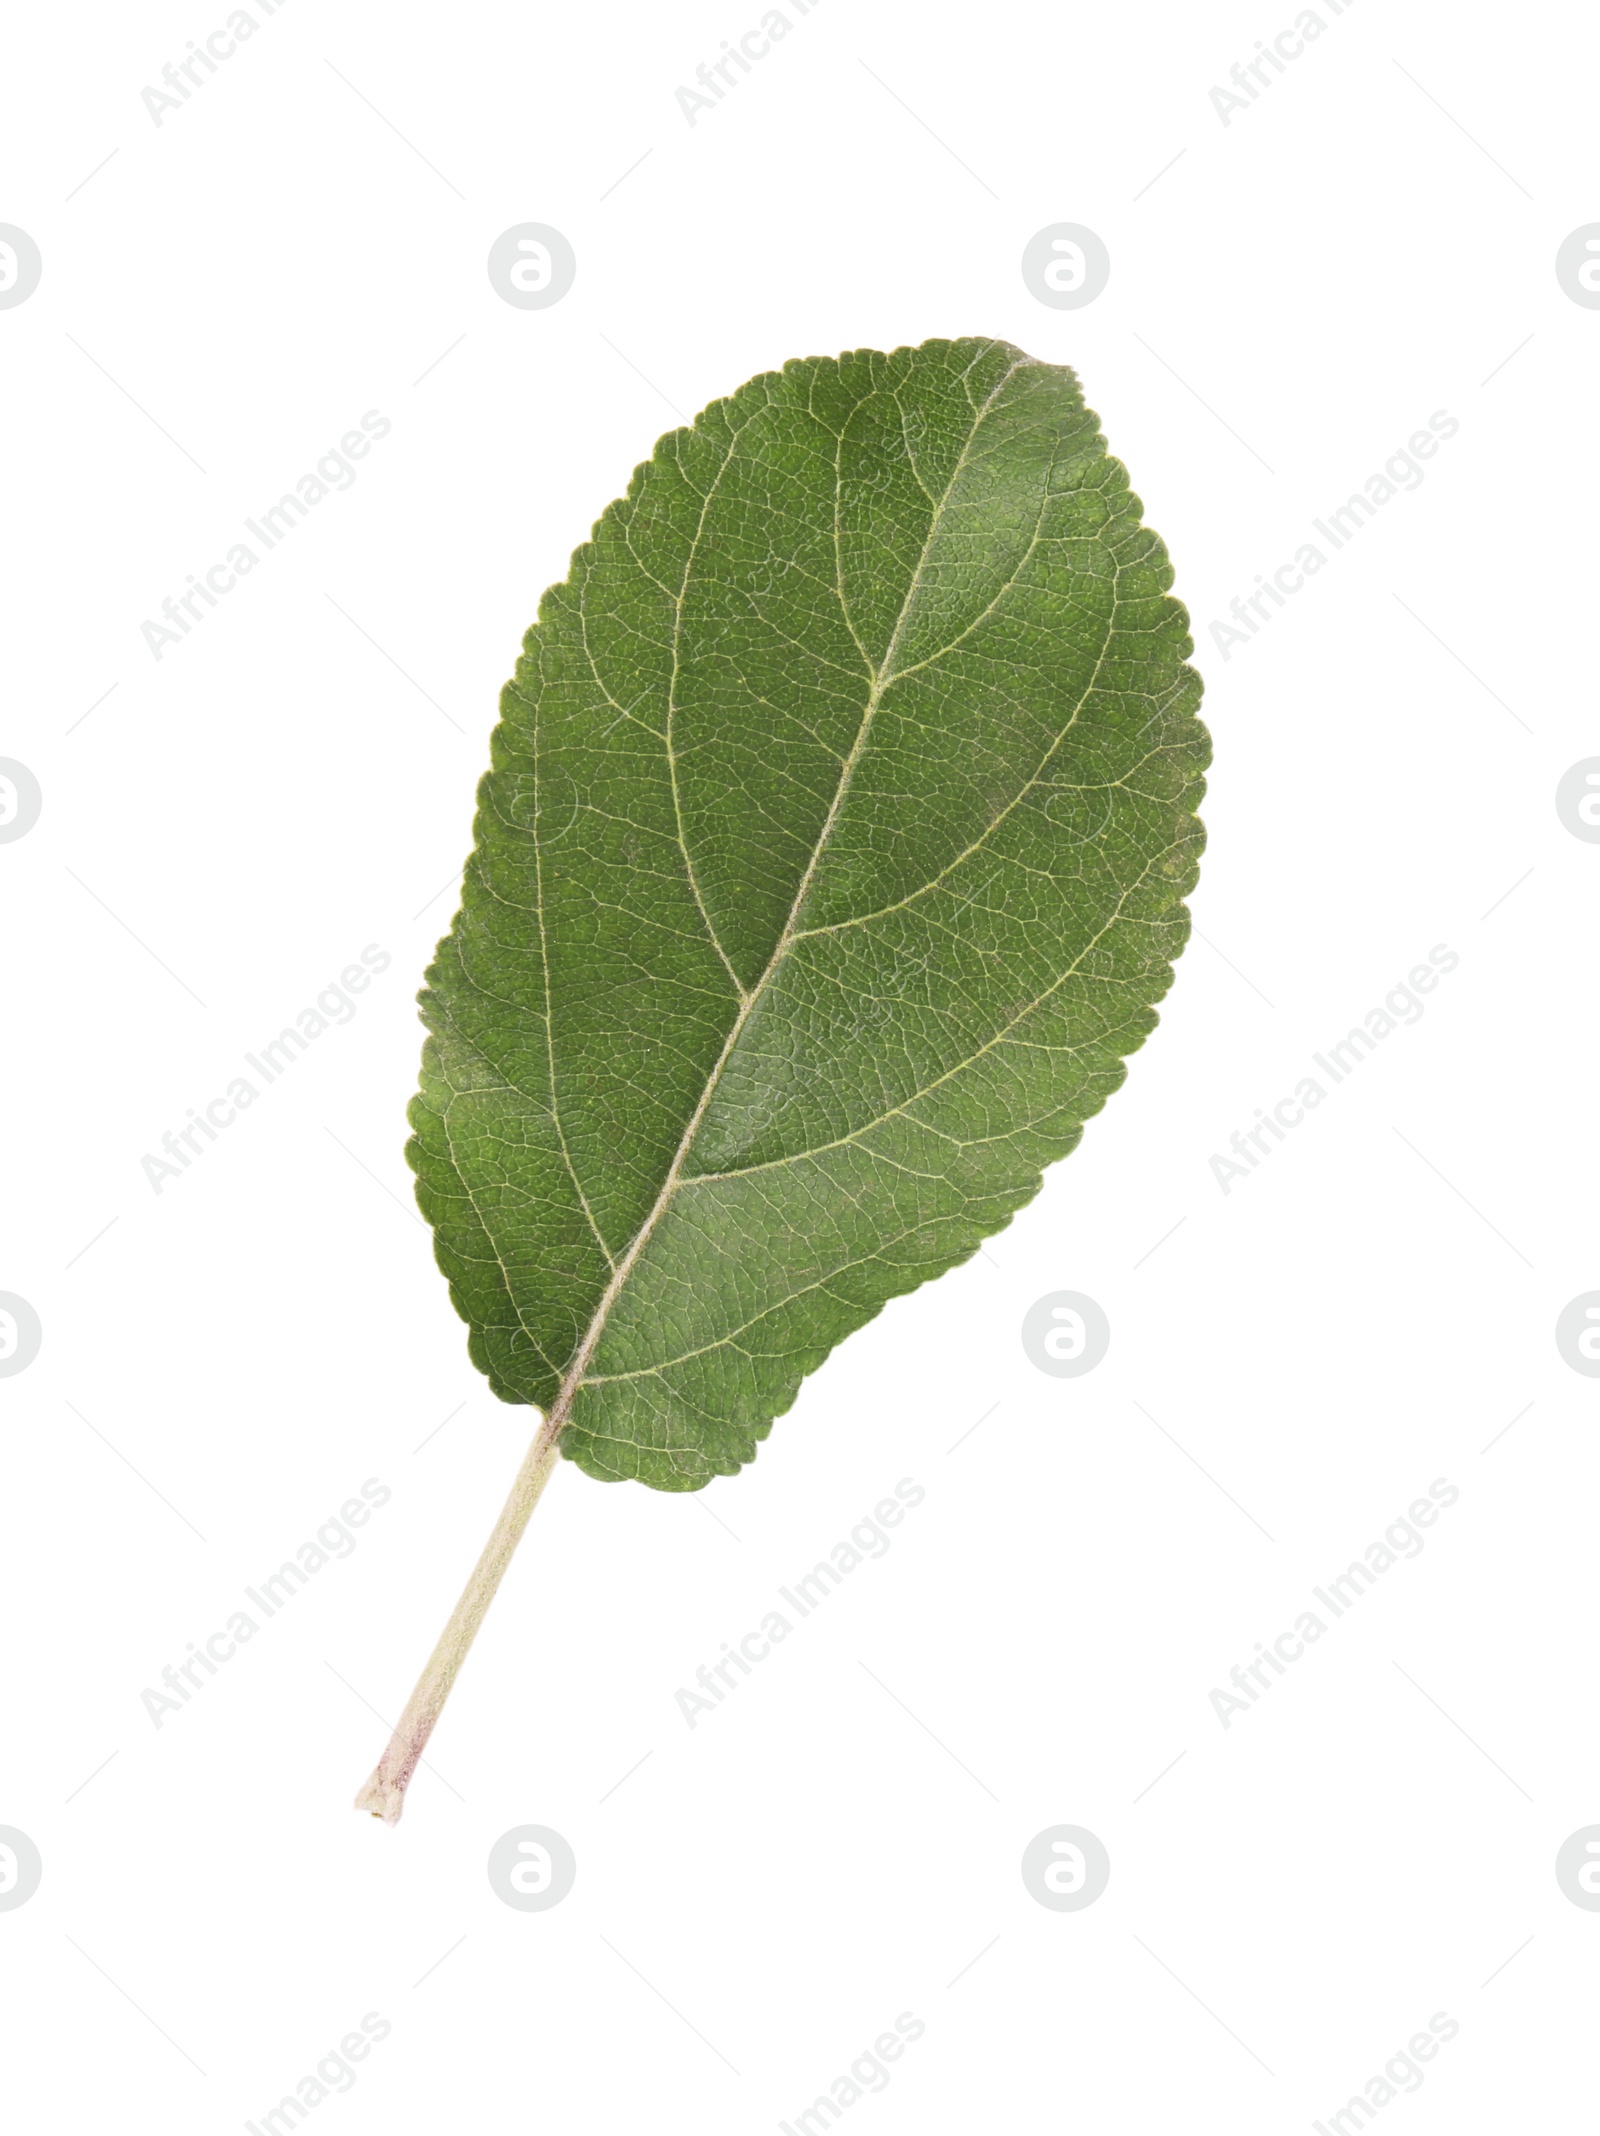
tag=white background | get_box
[3,1,1596,2129]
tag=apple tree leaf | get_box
[409,336,1207,1491]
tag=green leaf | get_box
[410,335,1207,1491]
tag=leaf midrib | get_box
[536,349,1039,1425]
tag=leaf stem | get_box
[354,1405,568,1824]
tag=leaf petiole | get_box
[354,1404,568,1824]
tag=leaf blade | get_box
[409,336,1207,1487]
